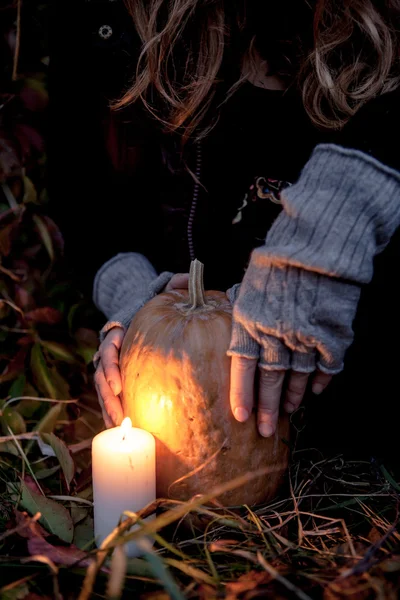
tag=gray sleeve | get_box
[228,144,400,374]
[93,253,173,341]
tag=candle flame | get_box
[121,417,132,434]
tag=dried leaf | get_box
[225,571,271,600]
[27,536,89,567]
[40,432,75,490]
[17,479,74,542]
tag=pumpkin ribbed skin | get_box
[120,282,290,507]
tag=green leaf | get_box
[18,479,74,542]
[23,176,38,204]
[40,433,75,490]
[32,213,53,260]
[0,441,19,456]
[71,505,88,525]
[73,515,95,551]
[30,344,70,399]
[25,403,63,456]
[0,407,26,435]
[30,344,58,399]
[9,375,26,398]
[41,340,77,364]
[35,403,63,435]
[35,465,60,480]
[76,346,96,365]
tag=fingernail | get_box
[234,407,249,422]
[284,403,296,414]
[259,423,274,438]
[109,381,118,396]
[312,384,324,395]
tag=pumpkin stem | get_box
[186,259,208,311]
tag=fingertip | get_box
[258,423,274,438]
[312,383,324,395]
[109,380,121,396]
[234,407,249,422]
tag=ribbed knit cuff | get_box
[227,145,400,374]
[93,252,174,342]
[93,253,159,319]
[98,270,174,342]
[268,144,400,284]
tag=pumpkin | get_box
[120,260,290,507]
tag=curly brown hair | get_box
[113,0,400,141]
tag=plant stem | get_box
[187,259,207,310]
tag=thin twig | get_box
[12,0,22,81]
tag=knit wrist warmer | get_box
[228,144,400,374]
[92,252,173,342]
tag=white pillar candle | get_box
[92,417,156,557]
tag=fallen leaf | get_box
[17,479,74,542]
[225,571,271,600]
[27,536,90,567]
[73,515,95,551]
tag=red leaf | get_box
[25,307,63,325]
[27,537,90,567]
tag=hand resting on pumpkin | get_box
[95,268,332,435]
[94,272,189,428]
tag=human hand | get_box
[226,267,357,437]
[94,272,189,427]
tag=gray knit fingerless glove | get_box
[228,144,400,374]
[93,252,173,342]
